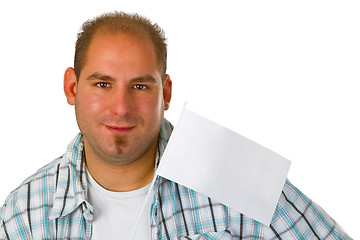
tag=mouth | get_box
[105,125,135,134]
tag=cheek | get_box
[76,92,106,118]
[136,95,164,118]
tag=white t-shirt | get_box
[87,170,152,239]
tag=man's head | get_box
[74,11,167,81]
[64,12,172,168]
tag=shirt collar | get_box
[155,118,173,169]
[50,133,91,220]
[153,118,173,194]
[50,118,173,220]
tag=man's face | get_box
[65,32,171,166]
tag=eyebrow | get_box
[86,72,157,84]
[87,72,115,82]
[129,75,157,84]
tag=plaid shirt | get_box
[0,119,351,239]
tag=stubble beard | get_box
[114,134,126,153]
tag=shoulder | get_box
[0,134,85,239]
[267,179,351,239]
[0,156,65,221]
[1,133,84,213]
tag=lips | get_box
[105,125,135,134]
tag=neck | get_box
[84,140,157,192]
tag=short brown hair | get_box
[74,11,167,81]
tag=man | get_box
[0,11,351,239]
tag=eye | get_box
[133,84,148,90]
[95,82,110,88]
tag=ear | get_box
[64,67,78,105]
[163,74,172,110]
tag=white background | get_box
[0,0,359,238]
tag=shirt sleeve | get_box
[265,180,352,239]
[1,205,11,240]
[0,189,33,240]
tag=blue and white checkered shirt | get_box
[0,119,352,239]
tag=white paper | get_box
[157,108,291,226]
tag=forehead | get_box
[89,31,155,57]
[82,32,160,78]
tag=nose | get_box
[109,86,131,117]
